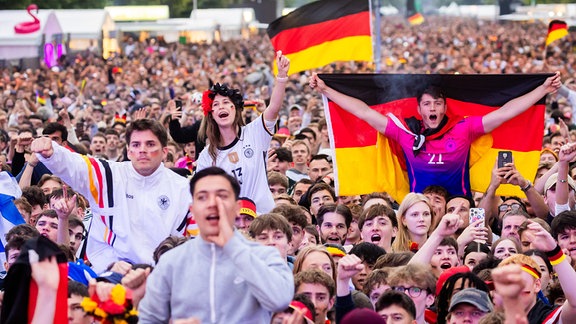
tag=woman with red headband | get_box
[195,51,290,214]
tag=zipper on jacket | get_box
[210,243,216,323]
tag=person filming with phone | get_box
[477,151,549,237]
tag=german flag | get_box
[267,0,372,76]
[546,20,568,46]
[408,13,425,26]
[322,73,551,202]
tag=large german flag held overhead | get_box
[267,0,372,75]
[322,73,551,202]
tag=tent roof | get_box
[54,9,114,37]
[189,8,256,27]
[0,10,62,46]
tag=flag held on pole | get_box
[267,0,373,75]
[546,20,568,46]
[408,13,425,26]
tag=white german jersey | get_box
[196,115,275,214]
[38,143,191,273]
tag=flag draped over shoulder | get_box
[546,20,568,46]
[267,0,372,75]
[322,73,551,202]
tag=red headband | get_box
[202,90,213,116]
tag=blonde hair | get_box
[293,245,336,280]
[392,193,432,252]
[499,254,541,279]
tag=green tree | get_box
[0,0,106,9]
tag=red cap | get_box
[289,300,314,322]
[275,127,291,138]
[435,265,470,296]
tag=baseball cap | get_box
[239,197,257,218]
[289,300,314,323]
[95,271,124,284]
[435,265,470,296]
[449,288,493,313]
[275,127,291,138]
[544,173,576,192]
[289,104,303,115]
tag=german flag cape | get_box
[1,236,68,324]
[321,73,551,202]
[267,0,372,75]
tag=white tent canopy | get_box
[54,9,115,39]
[54,9,118,55]
[0,9,62,60]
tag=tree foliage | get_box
[0,0,107,10]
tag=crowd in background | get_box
[1,16,576,324]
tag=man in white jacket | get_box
[139,167,294,323]
[31,119,191,273]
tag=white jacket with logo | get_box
[39,143,191,273]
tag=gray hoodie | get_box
[139,231,294,323]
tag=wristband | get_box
[276,76,288,83]
[547,245,566,266]
[521,180,532,192]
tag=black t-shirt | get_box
[527,299,561,324]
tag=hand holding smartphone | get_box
[497,150,512,168]
[469,208,485,227]
[469,208,486,244]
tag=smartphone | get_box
[469,207,486,243]
[175,100,182,111]
[469,208,485,227]
[497,150,512,168]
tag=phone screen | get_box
[175,100,182,111]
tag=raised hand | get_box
[166,100,183,120]
[52,186,77,220]
[492,264,525,299]
[204,197,235,247]
[434,208,464,238]
[337,254,365,281]
[457,219,488,246]
[559,143,576,163]
[309,73,328,94]
[30,136,54,158]
[30,251,60,291]
[276,50,290,78]
[133,107,148,121]
[524,220,557,252]
[543,71,561,94]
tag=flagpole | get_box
[372,0,382,72]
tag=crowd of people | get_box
[1,15,576,324]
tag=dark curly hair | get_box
[199,83,246,162]
[208,83,244,110]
